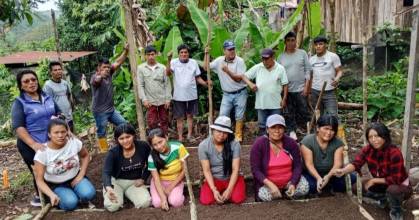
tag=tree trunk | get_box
[361,0,368,146]
[297,2,307,48]
[122,0,147,140]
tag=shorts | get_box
[173,99,198,119]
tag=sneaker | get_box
[290,131,297,140]
[30,195,42,207]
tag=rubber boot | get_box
[235,120,244,142]
[98,137,109,153]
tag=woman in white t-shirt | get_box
[33,119,95,211]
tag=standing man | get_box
[91,45,129,152]
[278,32,312,139]
[309,36,343,117]
[43,61,75,132]
[203,40,247,142]
[167,44,210,142]
[225,48,288,134]
[137,45,172,134]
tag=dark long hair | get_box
[147,128,167,172]
[365,122,392,149]
[219,132,235,177]
[16,70,42,97]
[316,114,339,138]
[114,123,137,147]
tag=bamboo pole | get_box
[33,204,52,220]
[361,0,368,146]
[308,81,327,132]
[337,125,352,196]
[51,10,64,71]
[356,173,362,204]
[206,4,214,132]
[122,0,147,140]
[183,159,198,220]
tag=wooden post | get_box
[337,125,352,196]
[402,0,419,170]
[327,0,336,52]
[51,10,64,75]
[122,0,147,140]
[297,2,307,48]
[206,4,214,131]
[183,159,198,220]
[356,173,362,204]
[361,0,368,146]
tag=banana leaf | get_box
[163,26,183,59]
[308,1,322,38]
[210,25,231,58]
[187,0,209,45]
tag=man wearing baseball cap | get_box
[226,48,289,134]
[204,40,248,142]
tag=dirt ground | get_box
[1,117,418,220]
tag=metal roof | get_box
[0,51,97,65]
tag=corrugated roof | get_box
[0,51,97,64]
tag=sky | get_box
[35,0,58,11]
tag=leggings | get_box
[16,139,38,193]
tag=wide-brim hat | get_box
[209,116,233,133]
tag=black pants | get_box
[17,139,38,193]
[284,92,311,132]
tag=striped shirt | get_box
[148,141,189,181]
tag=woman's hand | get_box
[163,185,174,196]
[106,187,118,203]
[316,177,323,193]
[212,188,224,204]
[320,174,331,189]
[267,182,281,199]
[364,178,376,191]
[49,193,60,206]
[221,187,233,202]
[70,175,83,188]
[334,168,345,177]
[134,179,144,187]
[31,142,45,152]
[286,184,296,197]
[161,197,170,211]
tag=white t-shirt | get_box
[210,56,247,92]
[34,138,82,183]
[310,51,341,91]
[171,58,201,101]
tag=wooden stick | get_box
[122,0,147,140]
[337,102,363,110]
[33,204,52,220]
[206,4,214,133]
[51,10,64,72]
[308,81,327,132]
[361,0,368,146]
[183,159,197,220]
[337,125,352,196]
[356,173,362,204]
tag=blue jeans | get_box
[257,109,282,131]
[53,177,96,211]
[93,110,126,138]
[219,88,248,120]
[303,171,356,194]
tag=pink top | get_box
[266,148,293,188]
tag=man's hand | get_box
[164,101,170,109]
[221,65,230,74]
[249,83,258,92]
[143,100,151,109]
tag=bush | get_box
[338,71,407,120]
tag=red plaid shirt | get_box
[351,145,408,185]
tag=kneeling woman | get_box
[301,114,355,194]
[250,114,309,201]
[102,123,151,212]
[147,128,188,211]
[199,116,246,205]
[334,122,412,219]
[33,119,95,211]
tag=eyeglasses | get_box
[22,78,37,84]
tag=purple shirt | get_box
[250,135,302,200]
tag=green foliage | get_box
[308,1,321,38]
[0,0,44,26]
[163,26,184,59]
[376,23,410,54]
[35,59,49,87]
[338,71,407,120]
[0,65,17,139]
[72,105,95,134]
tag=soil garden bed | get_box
[1,118,418,220]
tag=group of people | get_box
[9,32,412,220]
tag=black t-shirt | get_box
[119,149,146,180]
